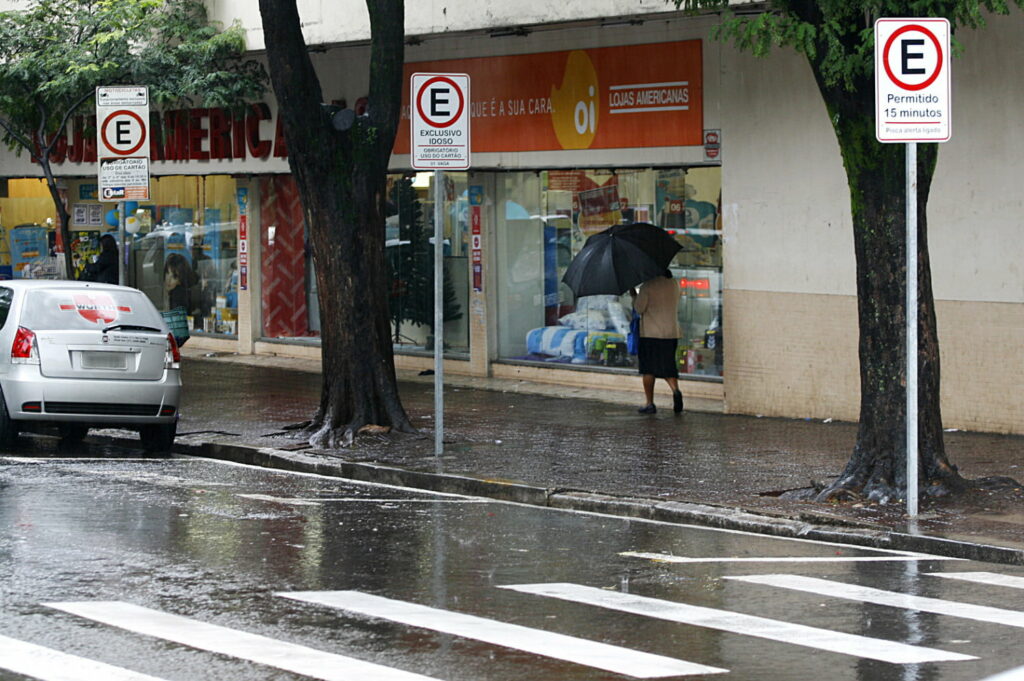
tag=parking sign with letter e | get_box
[410,73,471,170]
[875,18,951,143]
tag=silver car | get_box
[0,280,181,452]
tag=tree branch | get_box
[55,89,97,143]
[257,0,327,158]
[365,0,404,157]
[0,115,41,163]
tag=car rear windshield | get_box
[21,288,165,331]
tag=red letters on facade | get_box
[44,103,286,165]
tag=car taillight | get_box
[11,326,39,365]
[165,333,180,368]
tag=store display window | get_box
[386,172,469,356]
[0,179,60,280]
[112,176,241,336]
[495,167,723,378]
[256,172,471,353]
[13,175,241,336]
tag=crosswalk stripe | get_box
[238,494,484,506]
[979,665,1024,681]
[278,590,726,678]
[621,551,953,564]
[929,572,1024,590]
[730,574,1024,628]
[44,601,444,681]
[0,634,169,681]
[501,583,974,664]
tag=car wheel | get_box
[0,388,18,448]
[140,421,176,454]
[58,424,89,443]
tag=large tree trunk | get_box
[259,0,415,448]
[36,151,73,278]
[812,75,965,503]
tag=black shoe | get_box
[673,390,683,414]
[637,404,657,414]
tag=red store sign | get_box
[44,103,288,165]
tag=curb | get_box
[156,435,1024,566]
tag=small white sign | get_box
[410,73,471,170]
[96,85,150,201]
[96,86,148,108]
[875,18,951,143]
[98,158,150,200]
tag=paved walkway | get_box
[169,347,1024,562]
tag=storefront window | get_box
[0,179,59,279]
[125,176,240,335]
[495,167,723,378]
[386,172,469,355]
[55,176,240,336]
[256,173,471,352]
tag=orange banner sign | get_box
[395,40,703,155]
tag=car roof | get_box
[0,279,141,293]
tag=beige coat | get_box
[634,275,681,339]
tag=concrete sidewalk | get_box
[159,347,1024,564]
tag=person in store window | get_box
[632,270,683,414]
[79,234,118,285]
[164,253,197,314]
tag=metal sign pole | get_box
[906,142,919,517]
[434,170,444,456]
[118,200,126,286]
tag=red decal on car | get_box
[59,294,130,324]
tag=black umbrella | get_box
[561,222,682,297]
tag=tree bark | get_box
[809,72,965,503]
[40,166,73,279]
[258,0,415,448]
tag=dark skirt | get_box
[637,337,679,378]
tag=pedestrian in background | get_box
[633,270,682,414]
[80,234,118,285]
[163,252,196,313]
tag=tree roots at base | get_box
[297,419,422,450]
[780,474,1022,507]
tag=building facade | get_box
[0,1,1020,434]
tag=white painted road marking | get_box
[279,590,726,678]
[0,634,169,681]
[621,551,956,564]
[929,571,1024,590]
[731,574,1024,628]
[44,601,444,681]
[980,664,1024,680]
[501,583,974,664]
[237,494,484,506]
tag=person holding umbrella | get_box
[633,270,683,414]
[560,222,684,414]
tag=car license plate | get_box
[80,351,128,370]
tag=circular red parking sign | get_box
[415,76,466,128]
[100,109,147,156]
[882,24,944,91]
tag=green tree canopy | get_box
[0,0,266,274]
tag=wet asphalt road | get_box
[4,454,1024,681]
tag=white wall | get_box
[720,46,855,297]
[720,8,1024,305]
[208,0,758,50]
[929,9,1024,304]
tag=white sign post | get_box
[97,85,150,286]
[411,72,471,456]
[96,86,150,202]
[875,18,951,518]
